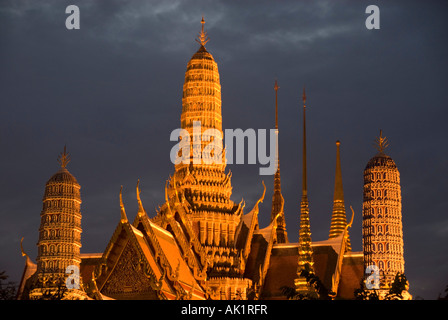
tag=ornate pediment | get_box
[101,241,160,299]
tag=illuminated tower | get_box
[167,18,247,296]
[294,88,316,296]
[362,131,406,291]
[328,140,352,251]
[270,80,288,243]
[33,147,85,299]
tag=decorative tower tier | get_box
[362,131,406,293]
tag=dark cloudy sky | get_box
[1,0,447,300]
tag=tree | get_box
[32,278,68,300]
[437,284,448,300]
[0,271,17,300]
[354,272,409,300]
[354,279,379,300]
[280,285,298,300]
[384,272,408,300]
[280,264,334,300]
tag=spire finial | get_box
[302,86,306,106]
[374,129,389,153]
[196,16,209,47]
[57,145,71,168]
[274,80,279,130]
[333,140,344,201]
[302,87,308,195]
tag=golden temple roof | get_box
[365,152,397,169]
[190,45,215,61]
[46,167,79,185]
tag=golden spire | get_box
[329,140,351,251]
[57,145,71,168]
[274,79,280,174]
[271,79,288,243]
[333,141,344,202]
[196,16,209,47]
[374,129,389,153]
[295,85,315,295]
[302,87,307,196]
[274,80,279,130]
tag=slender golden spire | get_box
[295,86,315,296]
[274,80,279,130]
[329,140,351,251]
[333,141,344,201]
[196,16,209,47]
[374,129,389,153]
[57,145,71,168]
[274,80,279,174]
[271,79,288,243]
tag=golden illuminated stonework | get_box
[31,146,86,299]
[362,131,408,296]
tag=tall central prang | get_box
[167,18,246,286]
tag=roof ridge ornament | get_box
[374,129,389,153]
[119,186,128,223]
[57,145,71,168]
[195,16,209,47]
[136,179,146,217]
[20,237,29,259]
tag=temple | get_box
[16,19,409,300]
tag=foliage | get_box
[38,285,68,300]
[354,272,409,300]
[0,271,17,300]
[384,272,408,300]
[280,285,297,300]
[32,278,68,300]
[437,284,448,300]
[354,279,379,300]
[280,264,334,300]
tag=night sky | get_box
[1,0,447,300]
